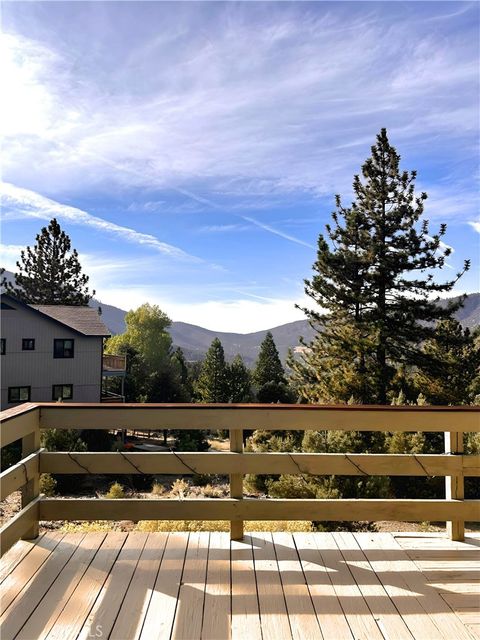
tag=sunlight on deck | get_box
[1,531,479,640]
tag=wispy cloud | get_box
[468,221,480,234]
[241,216,315,249]
[2,3,477,201]
[0,182,202,262]
[200,224,251,233]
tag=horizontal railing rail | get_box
[0,402,478,556]
[102,354,127,371]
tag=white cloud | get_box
[0,182,202,262]
[468,221,480,233]
[1,6,477,202]
[0,243,25,271]
[98,286,308,333]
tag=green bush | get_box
[39,473,57,496]
[105,482,125,499]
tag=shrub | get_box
[200,484,224,498]
[151,482,166,496]
[170,478,190,498]
[39,473,57,496]
[105,482,125,499]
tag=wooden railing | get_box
[102,354,127,372]
[1,403,479,556]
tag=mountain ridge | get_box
[93,293,480,365]
[2,270,478,365]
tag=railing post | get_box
[230,428,244,540]
[21,424,40,539]
[445,431,464,541]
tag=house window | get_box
[22,338,35,351]
[52,384,73,401]
[0,339,5,355]
[8,386,31,403]
[54,339,74,358]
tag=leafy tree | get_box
[2,218,93,304]
[195,338,230,402]
[227,355,252,402]
[414,319,480,405]
[106,303,172,374]
[292,129,469,404]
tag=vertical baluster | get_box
[230,429,244,540]
[445,430,464,541]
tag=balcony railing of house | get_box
[1,403,479,556]
[102,354,127,373]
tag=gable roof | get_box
[1,294,110,337]
[29,304,110,337]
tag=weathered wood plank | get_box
[109,532,168,640]
[39,451,467,477]
[14,532,104,640]
[273,532,323,640]
[0,451,40,501]
[38,497,480,522]
[77,532,149,640]
[293,533,353,640]
[0,533,85,640]
[252,532,292,640]
[0,532,64,615]
[313,533,384,640]
[139,532,189,640]
[0,498,40,557]
[231,536,262,640]
[0,405,39,448]
[357,532,475,640]
[201,532,231,640]
[333,532,414,640]
[0,536,39,583]
[171,532,209,640]
[37,403,480,432]
[45,532,127,640]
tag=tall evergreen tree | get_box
[195,338,230,402]
[253,332,293,402]
[2,218,93,304]
[227,355,252,402]
[293,129,469,404]
[414,319,480,405]
[253,331,286,386]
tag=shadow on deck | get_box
[1,531,479,640]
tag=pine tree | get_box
[2,218,94,304]
[253,332,295,402]
[253,332,285,387]
[293,129,469,404]
[414,319,480,405]
[227,355,252,402]
[195,338,230,403]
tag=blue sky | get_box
[1,1,479,332]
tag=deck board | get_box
[0,531,478,640]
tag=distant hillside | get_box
[2,270,478,364]
[96,292,480,365]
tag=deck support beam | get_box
[445,431,464,541]
[230,429,244,540]
[21,429,40,539]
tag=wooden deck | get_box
[0,532,478,640]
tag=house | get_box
[0,294,111,409]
